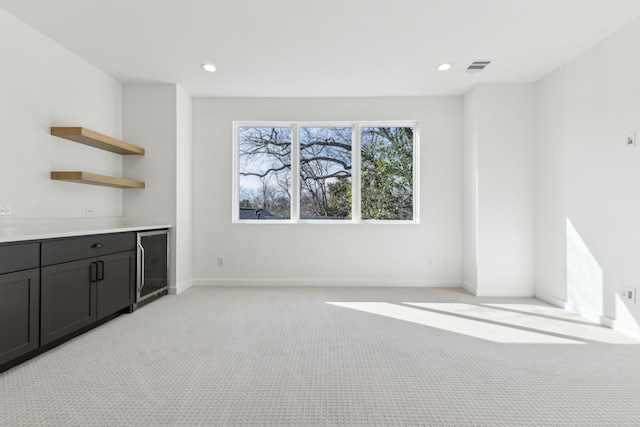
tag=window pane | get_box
[238,127,291,220]
[299,127,352,220]
[361,127,414,220]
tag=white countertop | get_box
[0,218,171,243]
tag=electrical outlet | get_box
[217,257,224,267]
[443,257,449,267]
[621,286,636,303]
[85,207,96,216]
[427,257,435,267]
[627,131,636,147]
[0,206,13,216]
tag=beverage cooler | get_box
[135,229,169,309]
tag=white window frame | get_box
[233,121,419,224]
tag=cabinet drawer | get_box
[42,233,135,266]
[0,243,40,275]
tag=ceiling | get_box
[2,0,640,98]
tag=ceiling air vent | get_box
[465,60,492,73]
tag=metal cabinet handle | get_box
[90,261,98,283]
[91,243,104,249]
[98,260,105,281]
[138,242,145,292]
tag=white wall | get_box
[462,89,479,293]
[535,17,640,335]
[192,97,462,286]
[122,84,193,294]
[176,86,193,292]
[0,8,123,219]
[463,84,536,297]
[122,85,178,290]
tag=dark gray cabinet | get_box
[40,233,135,346]
[41,258,96,345]
[0,242,40,366]
[0,269,40,365]
[1,231,146,372]
[96,251,135,319]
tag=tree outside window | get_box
[238,127,291,220]
[361,127,414,220]
[236,122,416,222]
[300,127,352,220]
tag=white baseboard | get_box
[475,289,533,298]
[540,294,640,339]
[192,279,461,288]
[473,288,535,297]
[534,292,567,308]
[461,282,534,298]
[603,316,640,340]
[564,301,605,324]
[461,281,477,295]
[169,279,193,295]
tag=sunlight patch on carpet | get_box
[408,303,639,345]
[327,302,583,344]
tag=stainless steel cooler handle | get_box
[138,241,145,292]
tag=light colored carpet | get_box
[1,286,639,426]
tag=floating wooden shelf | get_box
[51,127,145,155]
[51,172,145,189]
[50,126,146,189]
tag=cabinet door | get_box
[97,251,135,320]
[139,232,168,300]
[41,259,96,346]
[0,269,40,365]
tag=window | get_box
[238,127,291,220]
[300,127,352,220]
[235,122,418,223]
[361,127,414,220]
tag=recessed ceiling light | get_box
[201,63,217,72]
[437,63,452,72]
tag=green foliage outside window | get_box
[361,127,413,220]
